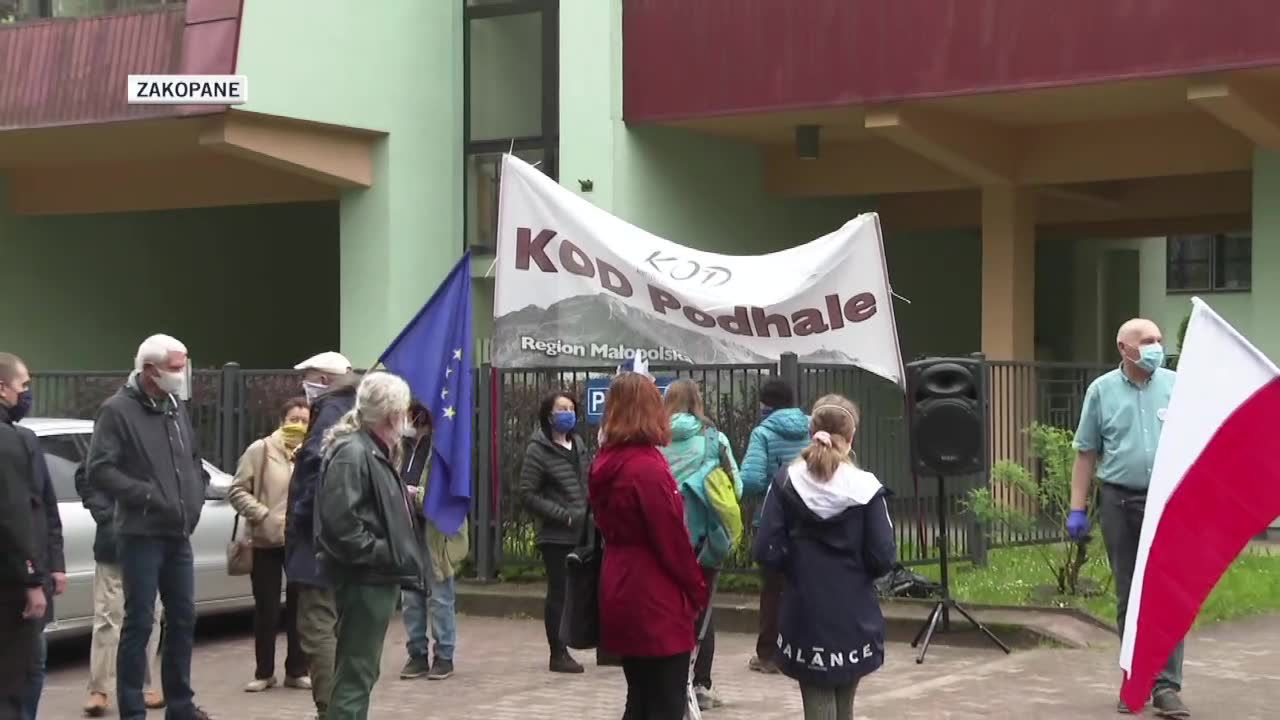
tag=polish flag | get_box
[1119,298,1280,712]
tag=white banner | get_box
[492,156,904,386]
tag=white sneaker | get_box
[244,677,277,693]
[695,686,723,710]
[284,675,312,690]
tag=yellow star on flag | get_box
[452,348,463,361]
[443,406,456,420]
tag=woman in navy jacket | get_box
[753,394,897,720]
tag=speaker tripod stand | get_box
[911,474,1012,663]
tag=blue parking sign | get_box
[586,376,675,425]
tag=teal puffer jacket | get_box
[661,413,741,567]
[739,409,811,525]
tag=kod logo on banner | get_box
[586,376,675,425]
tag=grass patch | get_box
[917,541,1280,628]
[487,540,1280,630]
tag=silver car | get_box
[21,418,255,640]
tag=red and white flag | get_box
[1119,298,1280,711]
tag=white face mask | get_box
[399,416,418,438]
[302,381,328,403]
[155,368,186,397]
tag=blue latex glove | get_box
[1067,509,1090,541]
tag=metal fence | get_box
[490,363,774,571]
[984,361,1112,549]
[33,355,1114,578]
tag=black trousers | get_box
[251,547,306,680]
[0,589,38,720]
[755,566,784,662]
[1099,484,1184,691]
[693,566,716,689]
[539,543,573,653]
[621,653,690,720]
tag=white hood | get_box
[787,461,883,520]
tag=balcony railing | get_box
[2,0,179,24]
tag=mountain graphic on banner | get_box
[494,293,873,368]
[494,293,771,366]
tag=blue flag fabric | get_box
[379,253,473,536]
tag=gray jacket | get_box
[86,375,208,538]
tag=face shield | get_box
[177,362,193,401]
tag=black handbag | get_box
[558,514,603,650]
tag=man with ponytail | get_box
[315,372,425,720]
[753,395,897,720]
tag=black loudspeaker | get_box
[907,357,985,476]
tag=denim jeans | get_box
[21,626,45,720]
[118,535,197,720]
[402,576,456,662]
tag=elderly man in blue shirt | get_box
[1068,318,1188,718]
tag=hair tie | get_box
[813,430,833,447]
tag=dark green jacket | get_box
[315,430,424,590]
[516,428,588,546]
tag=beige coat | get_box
[228,431,295,548]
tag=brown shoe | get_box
[144,690,166,709]
[83,692,109,718]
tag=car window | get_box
[38,433,85,503]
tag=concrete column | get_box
[558,0,621,214]
[981,185,1037,360]
[1253,148,1280,361]
[330,5,463,367]
[982,186,1037,516]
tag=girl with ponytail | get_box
[752,394,897,720]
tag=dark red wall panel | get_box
[624,0,1280,121]
[0,1,243,131]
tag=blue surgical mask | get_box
[551,411,577,434]
[1137,343,1165,373]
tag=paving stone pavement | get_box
[38,612,1280,719]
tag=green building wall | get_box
[0,179,338,371]
[235,0,465,367]
[556,0,982,363]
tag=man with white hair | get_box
[1069,318,1188,718]
[85,334,213,720]
[315,371,424,720]
[285,351,355,720]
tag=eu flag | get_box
[380,252,473,536]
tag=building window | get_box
[464,0,558,255]
[1166,233,1251,293]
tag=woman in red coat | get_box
[590,372,709,720]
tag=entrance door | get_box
[1099,249,1141,359]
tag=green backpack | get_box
[702,430,743,553]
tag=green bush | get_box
[966,423,1104,596]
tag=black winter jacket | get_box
[754,462,897,688]
[85,377,208,538]
[76,462,119,564]
[0,418,39,588]
[285,376,357,588]
[10,415,64,617]
[316,431,424,590]
[516,428,589,546]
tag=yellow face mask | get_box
[279,422,308,450]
